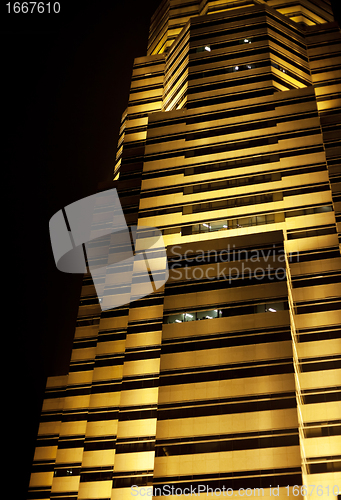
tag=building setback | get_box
[29,1,340,499]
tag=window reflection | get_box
[184,213,277,236]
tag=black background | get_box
[3,1,160,496]
[2,0,340,497]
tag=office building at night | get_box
[29,1,340,499]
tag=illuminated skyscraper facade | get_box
[29,1,340,499]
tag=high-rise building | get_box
[28,1,341,499]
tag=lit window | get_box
[196,46,211,53]
[234,66,239,71]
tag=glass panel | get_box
[239,217,252,227]
[165,313,185,324]
[256,215,266,225]
[265,302,285,313]
[210,220,228,231]
[200,223,211,232]
[215,180,227,189]
[266,213,275,223]
[197,309,219,320]
[315,205,332,213]
[200,203,210,212]
[182,225,192,235]
[184,312,196,322]
[213,200,226,209]
[256,303,266,313]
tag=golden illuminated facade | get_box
[29,1,340,499]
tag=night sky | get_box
[3,0,340,496]
[4,1,159,496]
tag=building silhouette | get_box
[29,1,340,499]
